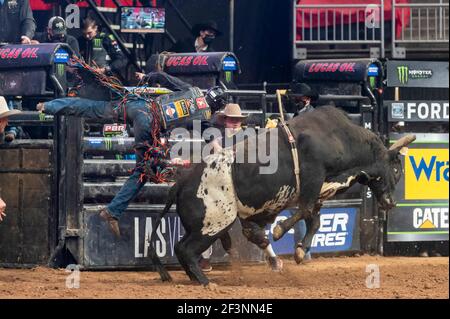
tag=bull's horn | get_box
[389,134,416,151]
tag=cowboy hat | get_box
[0,97,21,120]
[217,103,248,119]
[288,82,319,101]
[192,20,223,37]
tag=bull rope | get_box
[276,90,301,198]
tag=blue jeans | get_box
[288,210,312,258]
[5,99,20,137]
[44,97,153,219]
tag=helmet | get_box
[205,86,227,114]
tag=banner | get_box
[83,209,263,267]
[294,59,382,83]
[386,101,449,122]
[0,44,71,69]
[386,61,449,88]
[268,207,360,254]
[387,133,449,242]
[161,52,240,75]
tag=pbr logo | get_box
[103,124,126,137]
[397,66,433,84]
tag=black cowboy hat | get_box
[192,20,223,37]
[288,82,319,101]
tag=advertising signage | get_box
[386,61,449,88]
[268,208,360,254]
[386,101,449,122]
[387,133,449,242]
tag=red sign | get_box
[307,62,356,73]
[165,55,209,67]
[196,97,208,109]
[0,48,39,60]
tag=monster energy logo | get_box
[104,137,113,150]
[38,112,53,122]
[94,38,102,48]
[56,64,65,77]
[225,71,232,83]
[397,66,433,84]
[397,66,409,84]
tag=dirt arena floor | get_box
[0,255,447,299]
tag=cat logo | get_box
[413,207,449,229]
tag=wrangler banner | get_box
[387,133,449,242]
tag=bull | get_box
[147,106,415,285]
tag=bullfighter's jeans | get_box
[288,209,312,258]
[44,97,153,219]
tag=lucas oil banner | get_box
[387,133,449,242]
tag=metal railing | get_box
[294,0,449,59]
[293,0,385,58]
[392,0,449,57]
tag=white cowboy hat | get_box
[0,96,21,120]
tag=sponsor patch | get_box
[163,103,178,122]
[196,97,208,109]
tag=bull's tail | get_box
[147,183,178,282]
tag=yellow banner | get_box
[405,148,449,200]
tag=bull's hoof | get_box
[159,270,173,282]
[294,246,306,264]
[267,256,283,272]
[272,224,284,241]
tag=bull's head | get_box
[359,134,416,210]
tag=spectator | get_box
[78,17,128,79]
[0,197,5,223]
[1,95,22,222]
[286,82,319,116]
[0,0,36,142]
[0,0,35,44]
[0,96,21,144]
[32,16,80,56]
[170,20,222,53]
